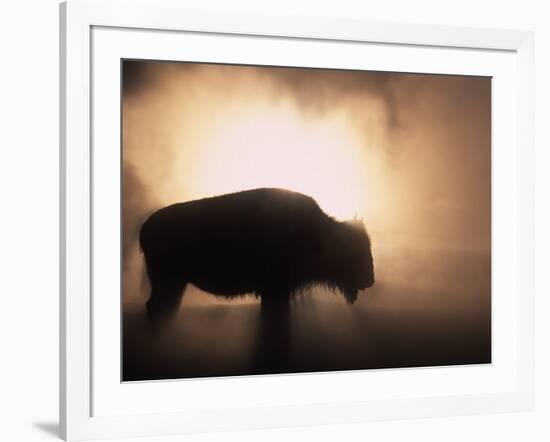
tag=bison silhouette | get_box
[139,188,374,322]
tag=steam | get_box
[122,61,491,304]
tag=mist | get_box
[121,60,491,380]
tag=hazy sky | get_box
[122,60,491,303]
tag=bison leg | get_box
[257,290,292,372]
[260,291,290,321]
[145,277,186,324]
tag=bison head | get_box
[326,218,375,304]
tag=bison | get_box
[139,188,374,322]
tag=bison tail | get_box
[138,253,149,298]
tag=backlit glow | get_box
[182,105,368,220]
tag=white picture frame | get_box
[60,0,534,440]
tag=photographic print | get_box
[122,60,491,381]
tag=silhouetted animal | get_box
[139,188,374,322]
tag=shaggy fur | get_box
[139,188,374,321]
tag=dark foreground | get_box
[122,250,491,381]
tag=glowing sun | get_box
[186,104,368,221]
